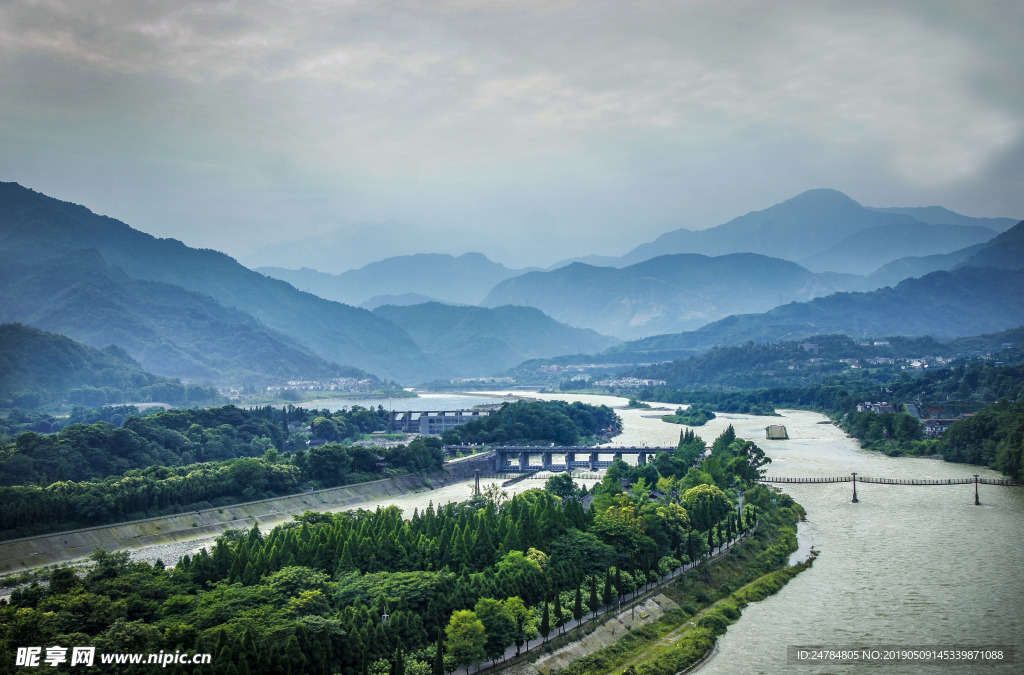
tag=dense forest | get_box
[0,404,440,539]
[0,426,790,675]
[440,400,620,446]
[0,323,221,410]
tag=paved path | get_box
[457,527,755,674]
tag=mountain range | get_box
[258,252,525,307]
[482,252,855,339]
[577,189,1015,270]
[372,303,619,379]
[3,181,1020,388]
[602,261,1024,361]
[0,182,612,384]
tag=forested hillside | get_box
[0,182,428,383]
[0,323,220,409]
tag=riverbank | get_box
[532,495,807,675]
[0,457,499,575]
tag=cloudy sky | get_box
[1,0,1021,270]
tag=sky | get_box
[1,0,1022,271]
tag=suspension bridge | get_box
[758,472,1024,504]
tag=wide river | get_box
[136,390,1022,673]
[470,391,1024,675]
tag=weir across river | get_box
[448,445,677,472]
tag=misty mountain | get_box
[603,266,1024,360]
[360,293,437,310]
[860,219,1024,289]
[860,244,987,290]
[798,221,995,275]
[610,189,1006,276]
[869,205,1018,232]
[0,249,365,383]
[0,182,428,382]
[242,222,500,275]
[0,323,220,408]
[372,302,620,380]
[258,252,524,306]
[956,220,1024,270]
[482,252,853,339]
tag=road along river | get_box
[478,391,1023,675]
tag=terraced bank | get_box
[0,463,492,574]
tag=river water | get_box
[470,391,1023,675]
[133,390,1023,673]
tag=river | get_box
[470,391,1023,675]
[134,390,1022,673]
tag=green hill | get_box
[0,182,427,382]
[0,323,220,409]
[0,248,367,384]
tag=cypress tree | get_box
[589,575,599,619]
[573,586,583,624]
[432,629,444,675]
[393,647,405,675]
[540,601,550,642]
[553,592,563,633]
[604,570,613,608]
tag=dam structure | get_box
[445,446,676,472]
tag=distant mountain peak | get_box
[780,187,861,207]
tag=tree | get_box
[588,575,599,619]
[474,598,516,664]
[573,585,584,624]
[544,473,577,499]
[501,597,535,655]
[540,600,550,642]
[445,610,486,672]
[682,483,731,533]
[432,629,444,675]
[553,592,564,633]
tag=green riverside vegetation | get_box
[0,404,443,539]
[0,426,787,675]
[661,404,716,426]
[440,400,621,446]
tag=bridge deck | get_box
[759,476,1023,486]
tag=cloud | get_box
[0,0,1021,267]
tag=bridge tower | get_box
[851,472,859,503]
[974,474,980,505]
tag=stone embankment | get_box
[0,458,494,575]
